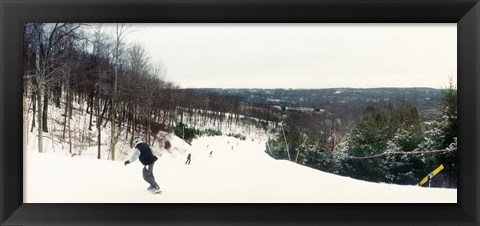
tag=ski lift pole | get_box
[295,148,301,163]
[266,141,273,155]
[280,122,291,161]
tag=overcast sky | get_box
[124,23,456,89]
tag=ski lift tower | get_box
[279,121,291,161]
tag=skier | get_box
[209,150,213,157]
[124,137,161,193]
[185,153,192,165]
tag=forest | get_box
[23,23,278,159]
[23,23,457,188]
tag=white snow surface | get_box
[24,135,456,203]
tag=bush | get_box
[164,141,171,150]
[203,128,222,136]
[174,122,198,143]
[227,133,246,140]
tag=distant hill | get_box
[186,87,442,122]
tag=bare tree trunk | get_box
[23,83,29,146]
[37,86,43,153]
[54,84,61,108]
[130,129,135,148]
[23,24,30,146]
[97,120,102,159]
[111,89,116,160]
[62,67,71,141]
[131,104,137,147]
[30,91,36,132]
[35,23,44,153]
[62,88,69,140]
[103,99,111,128]
[97,95,102,159]
[42,86,49,133]
[145,106,151,145]
[68,89,73,154]
[88,89,94,131]
[125,103,130,140]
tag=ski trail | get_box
[25,136,457,203]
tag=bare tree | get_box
[28,23,82,153]
[125,43,151,142]
[32,23,45,153]
[90,24,113,159]
[110,23,132,160]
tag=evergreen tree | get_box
[420,79,457,187]
[341,102,425,183]
[391,103,423,152]
[174,122,198,143]
[439,80,457,148]
[347,104,393,153]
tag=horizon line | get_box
[179,86,443,90]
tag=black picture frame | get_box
[1,0,479,225]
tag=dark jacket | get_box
[136,143,158,165]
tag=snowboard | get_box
[150,189,162,194]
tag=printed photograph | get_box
[22,23,457,203]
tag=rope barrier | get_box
[271,146,458,186]
[289,147,458,187]
[346,148,457,160]
[314,148,457,162]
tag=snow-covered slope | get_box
[24,135,456,203]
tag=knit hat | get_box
[134,137,143,146]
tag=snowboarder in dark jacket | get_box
[124,137,160,193]
[185,153,192,165]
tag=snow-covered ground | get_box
[22,96,457,203]
[24,135,456,203]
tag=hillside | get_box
[25,135,456,203]
[25,133,456,203]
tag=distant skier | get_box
[209,151,213,157]
[185,153,192,165]
[124,137,161,194]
